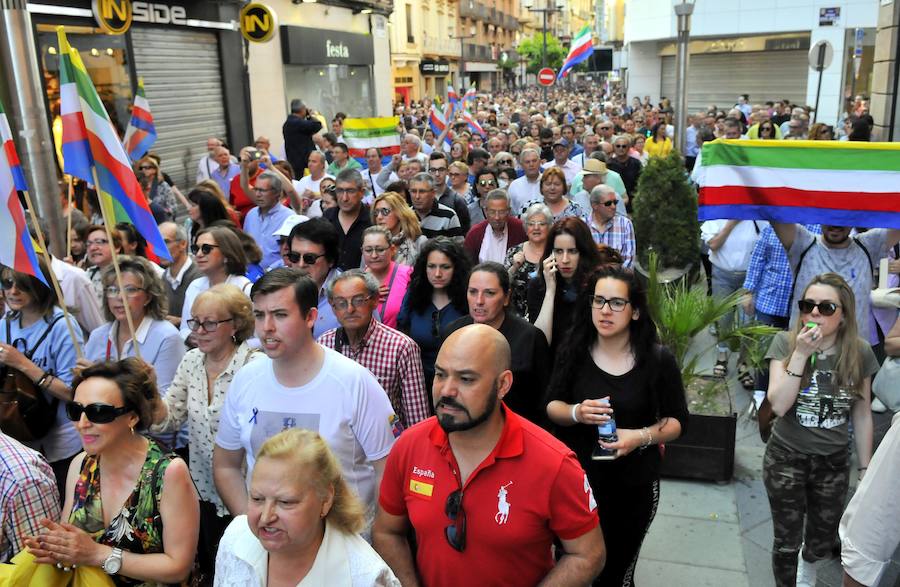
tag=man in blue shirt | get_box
[209,146,240,196]
[243,170,295,269]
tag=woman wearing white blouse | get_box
[151,283,262,584]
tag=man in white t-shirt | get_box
[213,267,397,519]
[508,148,542,215]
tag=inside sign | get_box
[538,67,555,86]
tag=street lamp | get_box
[673,0,695,153]
[449,25,477,89]
[524,0,564,101]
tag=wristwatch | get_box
[102,547,123,575]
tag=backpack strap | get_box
[24,314,64,361]
[788,239,817,306]
[851,236,874,275]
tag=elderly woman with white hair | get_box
[504,202,552,318]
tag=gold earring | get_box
[130,426,135,436]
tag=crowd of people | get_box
[0,86,898,587]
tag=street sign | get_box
[240,2,277,43]
[854,28,864,58]
[538,68,555,86]
[808,40,833,72]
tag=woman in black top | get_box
[547,265,689,587]
[527,217,619,356]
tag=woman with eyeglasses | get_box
[148,284,261,583]
[397,237,471,392]
[84,224,125,309]
[136,155,176,222]
[371,192,425,266]
[215,428,398,586]
[361,226,413,329]
[644,122,673,159]
[23,358,200,585]
[763,273,876,587]
[630,135,649,166]
[469,168,501,226]
[547,265,688,587]
[807,123,835,141]
[752,120,781,140]
[0,259,85,495]
[529,217,620,355]
[447,161,471,201]
[82,257,185,444]
[179,226,252,345]
[505,203,552,318]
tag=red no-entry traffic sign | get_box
[538,68,555,86]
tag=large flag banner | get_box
[559,26,594,79]
[57,27,170,262]
[697,139,900,229]
[461,109,485,138]
[122,77,157,162]
[344,116,402,167]
[462,85,477,110]
[0,100,47,285]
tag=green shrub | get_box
[632,151,700,269]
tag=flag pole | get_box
[91,169,142,361]
[20,189,84,359]
[65,177,74,259]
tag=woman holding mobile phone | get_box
[547,265,688,587]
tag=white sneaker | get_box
[872,397,888,413]
[796,553,818,587]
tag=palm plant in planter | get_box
[632,151,700,276]
[645,252,777,482]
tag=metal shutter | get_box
[660,51,808,114]
[130,27,227,192]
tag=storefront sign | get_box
[819,7,840,26]
[92,0,191,33]
[420,60,450,75]
[281,26,374,66]
[764,37,810,52]
[240,2,277,43]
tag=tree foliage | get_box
[516,33,566,73]
[632,151,700,269]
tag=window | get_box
[406,5,414,43]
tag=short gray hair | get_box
[290,99,306,113]
[519,147,540,163]
[404,134,421,148]
[335,168,364,189]
[485,188,510,206]
[159,221,188,243]
[612,135,632,147]
[409,172,435,190]
[589,184,617,204]
[325,269,380,301]
[258,170,283,194]
[522,202,552,225]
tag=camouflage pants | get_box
[762,439,850,587]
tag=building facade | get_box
[623,0,878,126]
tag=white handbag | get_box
[872,356,900,412]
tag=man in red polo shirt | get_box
[374,324,605,586]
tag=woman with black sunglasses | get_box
[397,237,471,393]
[148,284,262,583]
[23,358,200,585]
[763,273,876,587]
[0,259,84,496]
[546,265,688,587]
[179,226,252,345]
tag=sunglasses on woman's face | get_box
[191,243,220,256]
[798,299,840,316]
[0,275,18,290]
[66,402,132,424]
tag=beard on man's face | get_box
[435,381,499,433]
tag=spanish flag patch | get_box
[409,478,434,498]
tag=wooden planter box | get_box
[659,412,737,483]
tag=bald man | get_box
[374,325,605,587]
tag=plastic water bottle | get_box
[591,399,618,461]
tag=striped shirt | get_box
[418,201,464,239]
[589,213,636,268]
[319,319,430,430]
[0,433,61,562]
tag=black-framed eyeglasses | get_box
[186,317,234,332]
[590,296,630,311]
[428,167,448,174]
[66,402,132,424]
[334,188,358,196]
[444,489,466,552]
[286,251,326,265]
[191,243,220,256]
[798,299,840,316]
[599,200,619,208]
[330,294,374,311]
[614,144,629,149]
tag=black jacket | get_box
[282,114,322,178]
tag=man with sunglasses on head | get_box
[374,324,605,587]
[318,270,429,430]
[214,268,397,527]
[773,223,900,347]
[284,218,343,338]
[588,185,635,268]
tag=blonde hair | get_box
[373,191,422,240]
[195,179,233,212]
[256,429,365,534]
[193,283,254,343]
[787,272,864,395]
